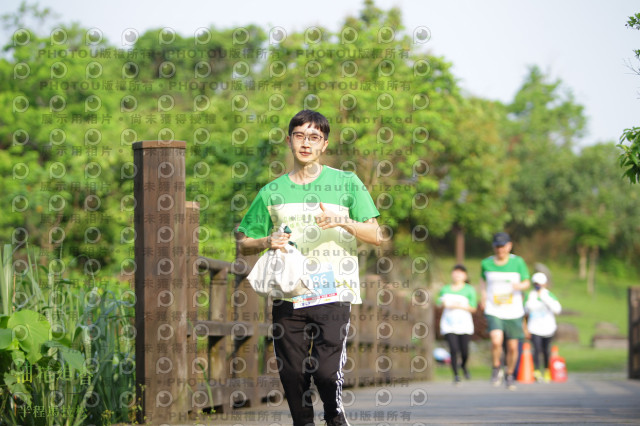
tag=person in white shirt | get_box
[437,264,477,384]
[525,272,562,382]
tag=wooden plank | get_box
[132,140,187,150]
[194,378,254,410]
[190,321,254,337]
[197,256,233,273]
[257,322,271,337]
[255,374,282,401]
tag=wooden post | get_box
[231,228,259,407]
[410,287,432,381]
[261,298,280,399]
[133,141,188,424]
[185,201,201,414]
[629,286,640,379]
[208,266,230,412]
[358,274,379,387]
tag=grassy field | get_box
[429,256,634,382]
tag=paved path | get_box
[190,373,640,425]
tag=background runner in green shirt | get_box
[480,232,530,391]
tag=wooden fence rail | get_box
[133,141,432,423]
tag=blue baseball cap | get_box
[492,232,511,247]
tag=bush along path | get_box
[0,244,136,425]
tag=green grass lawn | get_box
[429,257,634,381]
[547,260,629,344]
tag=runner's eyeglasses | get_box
[291,132,325,145]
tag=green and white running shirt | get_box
[437,284,477,335]
[238,166,380,304]
[481,254,530,319]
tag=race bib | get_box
[492,282,514,305]
[292,264,339,309]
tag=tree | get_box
[246,0,469,270]
[566,144,631,293]
[618,13,640,184]
[503,66,586,236]
[436,97,512,264]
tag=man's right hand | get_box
[268,231,291,251]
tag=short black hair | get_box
[288,110,330,139]
[452,264,467,273]
[452,264,470,283]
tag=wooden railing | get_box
[133,141,432,423]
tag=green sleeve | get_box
[436,286,445,306]
[237,189,274,239]
[480,258,488,281]
[466,285,478,308]
[517,256,530,281]
[348,172,380,222]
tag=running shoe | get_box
[505,373,517,391]
[491,367,503,386]
[326,413,350,426]
[462,366,471,380]
[533,369,543,382]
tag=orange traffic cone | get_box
[517,342,535,383]
[549,345,568,382]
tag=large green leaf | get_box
[0,328,13,349]
[0,244,12,317]
[7,309,51,363]
[3,372,32,406]
[44,341,86,373]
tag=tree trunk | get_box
[455,226,465,265]
[586,245,598,295]
[577,244,587,280]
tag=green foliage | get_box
[504,66,586,233]
[437,97,511,240]
[1,0,638,275]
[618,126,640,184]
[0,244,12,317]
[6,310,51,364]
[567,143,640,265]
[0,245,136,425]
[599,257,637,280]
[626,12,640,58]
[0,0,522,270]
[618,13,640,184]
